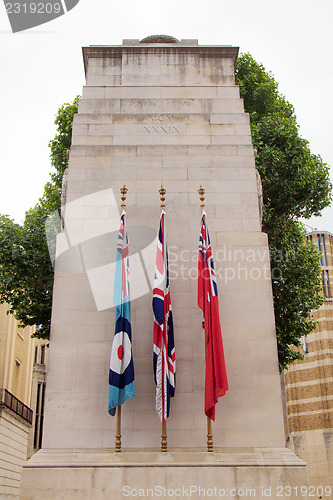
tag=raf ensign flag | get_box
[153,211,176,423]
[108,211,135,416]
[198,212,228,421]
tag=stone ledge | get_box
[25,447,306,468]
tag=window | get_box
[40,345,46,365]
[326,270,331,298]
[34,346,38,364]
[321,270,332,298]
[317,234,323,265]
[34,382,46,450]
[301,335,308,354]
[321,235,328,266]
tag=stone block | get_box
[137,167,188,181]
[162,86,218,98]
[217,86,240,98]
[86,75,122,85]
[161,135,211,146]
[113,155,163,168]
[72,124,89,136]
[189,191,241,206]
[211,135,252,145]
[20,449,309,499]
[73,113,114,125]
[210,112,250,124]
[78,99,121,114]
[187,123,235,135]
[68,145,86,156]
[120,98,203,114]
[239,168,257,180]
[88,65,122,77]
[71,135,113,146]
[189,167,239,181]
[69,156,111,169]
[137,145,188,156]
[235,123,252,135]
[81,86,105,99]
[67,168,86,181]
[242,218,262,232]
[105,86,162,99]
[85,145,137,156]
[238,144,255,155]
[204,99,245,113]
[215,205,259,219]
[187,144,238,156]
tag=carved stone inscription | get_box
[149,114,175,123]
[143,125,180,134]
[141,114,194,134]
[112,113,209,124]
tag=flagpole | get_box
[113,185,128,453]
[115,405,122,452]
[159,185,168,452]
[198,186,214,453]
[207,416,213,452]
[161,421,167,452]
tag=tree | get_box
[269,221,323,368]
[49,97,79,189]
[236,54,332,370]
[0,97,79,339]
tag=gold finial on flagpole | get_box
[120,185,128,210]
[159,185,166,210]
[198,185,205,211]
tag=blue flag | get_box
[108,211,135,416]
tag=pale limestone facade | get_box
[20,38,308,499]
[0,303,48,497]
[0,408,31,499]
[285,231,333,487]
[0,303,35,407]
[0,304,35,499]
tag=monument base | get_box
[20,448,308,499]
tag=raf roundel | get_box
[110,332,132,374]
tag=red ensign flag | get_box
[198,213,228,421]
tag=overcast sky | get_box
[0,0,332,232]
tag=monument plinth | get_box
[20,37,308,499]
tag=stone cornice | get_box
[82,44,239,77]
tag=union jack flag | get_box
[153,211,176,423]
[108,211,135,416]
[198,212,228,421]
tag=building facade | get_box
[0,303,47,498]
[285,231,333,487]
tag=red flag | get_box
[198,213,228,421]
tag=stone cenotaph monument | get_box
[20,36,308,499]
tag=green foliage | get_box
[49,96,79,188]
[236,54,331,370]
[0,97,79,339]
[270,220,323,370]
